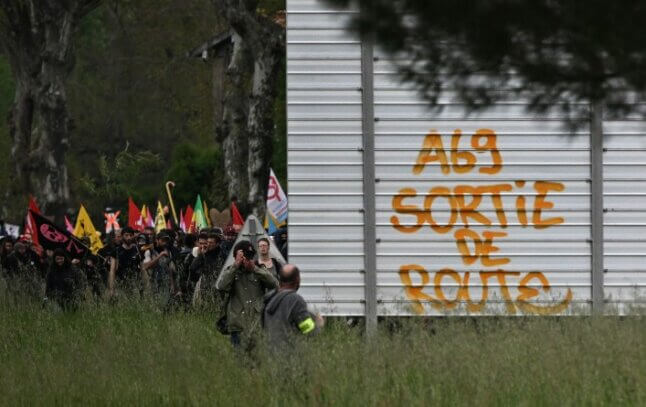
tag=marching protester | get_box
[2,190,312,348]
[180,233,197,260]
[263,264,323,350]
[220,226,237,259]
[44,249,87,310]
[0,236,14,272]
[3,239,45,300]
[216,240,278,350]
[142,231,175,298]
[113,228,123,247]
[271,227,288,261]
[180,232,208,307]
[187,232,225,308]
[108,227,146,297]
[143,226,155,244]
[255,237,282,280]
[79,236,105,301]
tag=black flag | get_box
[29,210,88,259]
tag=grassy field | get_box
[1,294,645,406]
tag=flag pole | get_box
[72,235,107,262]
[165,181,179,226]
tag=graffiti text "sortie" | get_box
[390,128,573,315]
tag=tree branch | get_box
[77,0,102,19]
[213,0,283,60]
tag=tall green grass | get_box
[1,292,645,406]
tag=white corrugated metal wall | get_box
[287,0,646,316]
[287,0,365,315]
[604,125,646,311]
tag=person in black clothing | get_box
[220,226,237,261]
[187,232,224,308]
[0,236,14,273]
[263,264,323,350]
[142,231,176,300]
[79,241,105,301]
[44,249,87,310]
[143,226,156,244]
[0,220,8,237]
[108,227,145,297]
[271,227,288,261]
[4,241,45,300]
[177,233,196,282]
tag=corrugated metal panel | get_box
[603,125,646,313]
[372,107,592,314]
[288,0,646,316]
[287,0,365,315]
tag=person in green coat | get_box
[216,240,278,349]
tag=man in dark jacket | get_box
[216,240,278,349]
[188,232,224,308]
[4,241,45,300]
[44,249,87,310]
[0,236,14,273]
[108,227,145,297]
[263,264,323,350]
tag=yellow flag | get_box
[154,201,166,233]
[203,199,213,227]
[73,205,103,254]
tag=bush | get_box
[165,142,226,210]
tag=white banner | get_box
[266,168,288,223]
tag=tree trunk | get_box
[246,43,283,219]
[212,0,285,220]
[0,0,99,222]
[8,79,36,196]
[218,32,251,212]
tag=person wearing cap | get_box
[44,249,87,310]
[216,240,278,349]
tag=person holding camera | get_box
[215,240,278,349]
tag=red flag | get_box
[128,197,143,231]
[231,201,244,227]
[184,205,194,233]
[29,196,40,214]
[25,196,41,246]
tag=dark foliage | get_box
[325,0,646,123]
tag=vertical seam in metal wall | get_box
[360,31,377,332]
[590,101,605,314]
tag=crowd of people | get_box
[0,224,321,351]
